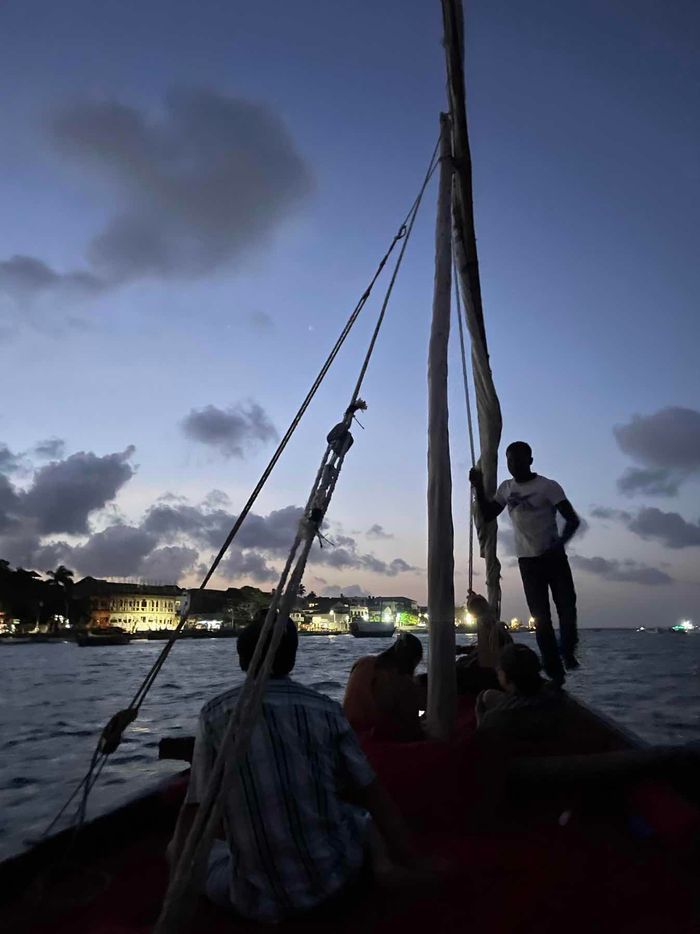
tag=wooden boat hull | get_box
[2,696,698,933]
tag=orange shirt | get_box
[343,655,421,740]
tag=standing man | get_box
[469,441,580,685]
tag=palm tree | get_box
[46,565,75,632]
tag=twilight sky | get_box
[1,0,699,627]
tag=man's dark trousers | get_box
[518,545,577,681]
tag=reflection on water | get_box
[1,631,699,859]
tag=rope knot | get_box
[99,708,138,755]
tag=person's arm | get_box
[469,468,505,523]
[554,499,580,548]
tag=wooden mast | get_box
[426,112,457,740]
[441,0,503,615]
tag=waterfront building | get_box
[302,597,352,633]
[72,578,184,632]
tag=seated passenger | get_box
[476,643,565,743]
[454,592,513,695]
[168,617,421,923]
[343,633,423,740]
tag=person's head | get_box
[237,610,298,677]
[376,632,423,676]
[505,441,533,482]
[496,643,543,696]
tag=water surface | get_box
[1,630,699,860]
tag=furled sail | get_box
[441,0,503,614]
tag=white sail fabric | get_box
[441,0,503,614]
[426,113,457,740]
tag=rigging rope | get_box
[155,154,436,930]
[453,251,476,593]
[43,139,439,842]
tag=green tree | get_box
[45,565,75,632]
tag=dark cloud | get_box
[310,543,417,577]
[0,88,311,306]
[613,407,700,496]
[33,438,66,460]
[366,524,394,540]
[590,506,632,521]
[627,507,700,549]
[67,525,157,577]
[617,467,681,497]
[20,447,136,534]
[590,503,700,549]
[0,444,24,475]
[569,554,673,586]
[219,547,277,583]
[139,545,198,583]
[181,401,277,458]
[0,255,103,300]
[237,506,303,552]
[0,436,416,586]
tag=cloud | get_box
[627,507,700,549]
[569,554,673,586]
[590,503,700,549]
[32,438,66,460]
[139,545,198,583]
[0,255,104,299]
[0,436,417,586]
[0,88,311,307]
[68,524,157,577]
[0,444,24,474]
[181,401,277,458]
[366,524,394,540]
[20,447,136,534]
[590,506,632,521]
[617,467,682,497]
[219,547,277,583]
[613,407,700,496]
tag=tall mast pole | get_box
[426,113,457,740]
[441,0,503,614]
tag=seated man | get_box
[167,616,420,923]
[476,643,566,744]
[343,633,423,740]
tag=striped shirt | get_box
[186,677,375,922]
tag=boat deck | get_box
[3,696,699,933]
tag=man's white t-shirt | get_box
[494,474,566,558]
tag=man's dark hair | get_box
[498,643,542,696]
[237,612,298,677]
[506,441,532,458]
[376,632,423,676]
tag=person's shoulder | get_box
[201,684,243,723]
[351,654,376,673]
[537,475,566,495]
[269,677,344,715]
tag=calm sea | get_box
[1,630,699,861]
